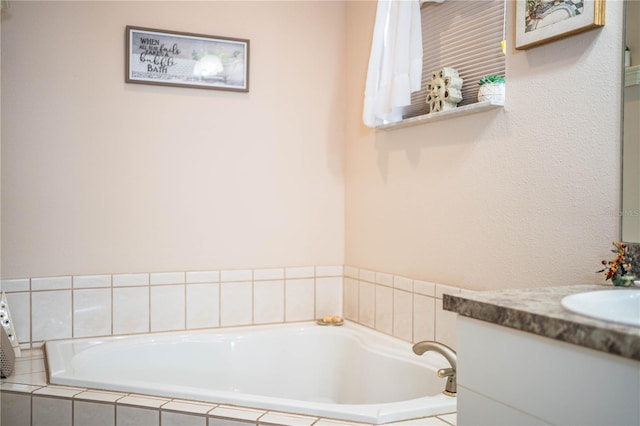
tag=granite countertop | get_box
[443,284,640,361]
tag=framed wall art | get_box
[125,26,250,92]
[515,0,605,50]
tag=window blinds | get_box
[403,0,506,119]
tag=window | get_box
[403,0,507,119]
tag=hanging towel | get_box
[363,0,424,127]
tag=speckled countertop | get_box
[443,285,640,361]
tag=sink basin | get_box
[561,289,640,327]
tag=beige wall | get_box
[345,1,624,290]
[1,1,346,278]
[1,0,626,292]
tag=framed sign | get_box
[515,0,605,50]
[125,26,250,92]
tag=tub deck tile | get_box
[208,405,265,422]
[386,416,450,425]
[118,394,171,408]
[311,420,372,426]
[259,412,318,426]
[34,385,86,398]
[162,400,217,415]
[74,389,128,403]
[0,382,42,393]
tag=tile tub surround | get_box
[343,266,467,348]
[0,350,458,426]
[444,284,640,361]
[0,266,465,425]
[0,265,467,349]
[0,266,344,348]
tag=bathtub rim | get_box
[45,321,457,424]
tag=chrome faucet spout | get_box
[412,341,457,396]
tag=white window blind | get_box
[403,0,506,119]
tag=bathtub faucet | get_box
[412,341,457,397]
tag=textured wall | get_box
[345,1,625,290]
[1,1,346,278]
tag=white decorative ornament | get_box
[425,67,463,113]
[477,82,506,104]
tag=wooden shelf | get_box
[376,100,504,131]
[626,65,640,87]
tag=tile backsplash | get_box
[342,266,466,349]
[1,265,465,349]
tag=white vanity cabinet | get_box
[456,316,639,426]
[444,286,640,426]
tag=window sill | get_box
[375,100,504,131]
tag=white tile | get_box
[75,400,116,426]
[358,281,375,327]
[414,280,436,296]
[316,277,342,318]
[113,287,149,334]
[387,416,449,425]
[113,273,149,287]
[73,288,111,338]
[285,278,314,321]
[253,280,284,324]
[186,271,220,284]
[435,283,461,299]
[73,274,111,289]
[208,405,264,422]
[393,289,413,342]
[375,272,393,286]
[375,284,393,334]
[117,405,159,426]
[34,385,85,397]
[162,411,207,426]
[32,395,72,426]
[75,390,126,403]
[118,394,169,408]
[220,269,252,282]
[32,290,72,341]
[435,298,458,349]
[162,401,215,414]
[209,418,255,426]
[343,277,359,321]
[260,412,317,426]
[343,265,359,279]
[220,282,252,326]
[414,294,436,343]
[1,391,31,426]
[151,285,185,332]
[2,370,47,386]
[14,356,45,375]
[31,276,72,291]
[253,268,285,281]
[358,269,376,283]
[6,292,30,346]
[0,278,30,292]
[315,265,343,277]
[150,272,185,285]
[186,284,219,329]
[393,275,413,292]
[0,383,41,393]
[314,420,370,426]
[285,266,315,279]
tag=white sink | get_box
[561,289,640,327]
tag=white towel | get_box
[363,0,424,127]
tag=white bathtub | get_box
[45,321,456,424]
